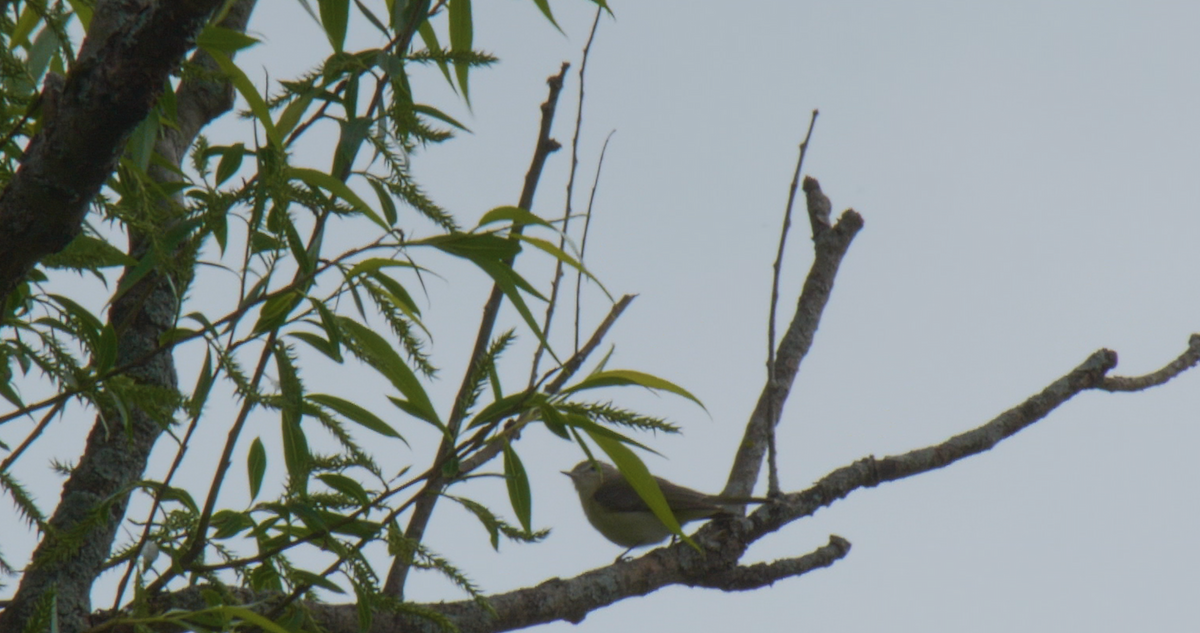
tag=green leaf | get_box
[513,233,611,299]
[274,345,309,494]
[562,369,705,410]
[448,0,473,104]
[41,234,136,270]
[561,412,660,456]
[586,431,687,546]
[338,318,439,425]
[475,205,553,230]
[308,393,407,444]
[66,0,93,28]
[247,437,267,501]
[318,0,350,52]
[288,167,388,229]
[188,350,216,420]
[276,89,316,142]
[417,19,454,87]
[95,323,117,373]
[466,390,540,429]
[11,5,38,48]
[253,290,303,335]
[196,25,260,54]
[528,0,563,33]
[413,103,470,131]
[317,473,370,506]
[332,117,371,179]
[290,569,346,594]
[290,331,343,362]
[206,50,280,146]
[538,402,570,439]
[213,143,246,185]
[503,445,533,531]
[218,607,294,633]
[367,177,398,226]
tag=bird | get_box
[562,460,770,560]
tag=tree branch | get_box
[0,4,257,632]
[384,63,571,598]
[725,178,863,498]
[79,333,1199,633]
[0,0,227,307]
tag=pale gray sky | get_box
[6,2,1199,631]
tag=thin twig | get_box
[0,399,64,472]
[574,130,615,353]
[1100,333,1200,391]
[457,294,636,475]
[144,330,278,596]
[384,63,570,599]
[530,7,603,385]
[764,110,818,496]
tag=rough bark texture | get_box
[0,0,224,307]
[0,2,255,631]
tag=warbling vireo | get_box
[563,460,769,557]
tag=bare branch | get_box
[84,340,1196,633]
[765,110,820,497]
[385,63,571,598]
[530,7,604,383]
[691,535,851,591]
[1100,333,1200,392]
[747,348,1118,541]
[725,179,864,498]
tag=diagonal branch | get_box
[690,535,851,591]
[725,178,863,498]
[97,336,1199,633]
[1100,333,1200,392]
[384,63,571,598]
[0,0,227,307]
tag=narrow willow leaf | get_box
[217,607,294,633]
[448,0,473,104]
[513,233,611,299]
[288,167,388,229]
[475,205,553,230]
[317,0,350,53]
[213,143,246,185]
[538,402,570,439]
[417,19,454,87]
[317,473,370,506]
[528,0,562,32]
[561,412,660,456]
[413,103,469,131]
[308,393,407,444]
[188,350,216,420]
[366,177,398,226]
[252,290,303,335]
[247,437,267,501]
[274,345,309,494]
[332,117,371,179]
[503,445,533,531]
[95,323,117,373]
[206,50,280,146]
[466,390,542,429]
[291,569,346,594]
[289,331,342,362]
[338,318,439,425]
[196,25,260,54]
[562,369,705,410]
